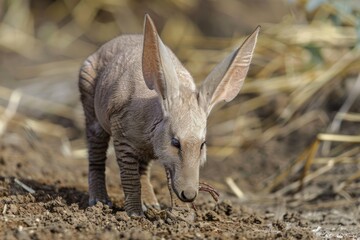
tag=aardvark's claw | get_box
[191,182,220,211]
[199,181,220,202]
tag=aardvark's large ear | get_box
[198,26,260,114]
[142,14,179,110]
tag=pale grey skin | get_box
[79,14,259,217]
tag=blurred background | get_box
[0,0,360,202]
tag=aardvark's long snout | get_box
[167,166,199,203]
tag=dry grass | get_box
[0,0,360,208]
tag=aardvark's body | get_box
[79,15,259,216]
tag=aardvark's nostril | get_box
[180,191,186,200]
[180,189,197,202]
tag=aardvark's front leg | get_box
[139,160,160,209]
[114,139,143,217]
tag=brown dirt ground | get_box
[1,109,360,240]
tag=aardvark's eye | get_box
[171,138,181,150]
[200,141,206,150]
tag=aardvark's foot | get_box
[89,197,113,208]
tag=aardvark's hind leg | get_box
[79,58,112,207]
[86,123,111,206]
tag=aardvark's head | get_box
[142,14,259,202]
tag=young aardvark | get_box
[79,14,259,217]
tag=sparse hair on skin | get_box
[79,14,260,217]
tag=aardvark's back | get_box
[80,35,150,133]
[79,34,194,133]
